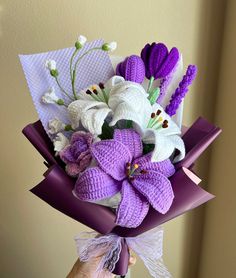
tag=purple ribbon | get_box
[22,117,221,276]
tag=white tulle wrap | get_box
[75,226,171,278]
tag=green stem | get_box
[147,76,154,94]
[70,48,78,80]
[71,69,77,100]
[71,47,102,98]
[55,77,73,101]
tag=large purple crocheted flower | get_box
[74,129,175,228]
[141,42,179,80]
[116,55,145,83]
[60,131,93,177]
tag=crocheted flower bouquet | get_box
[20,36,221,278]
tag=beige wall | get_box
[0,1,232,278]
[198,0,236,277]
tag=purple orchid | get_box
[74,129,175,228]
[116,55,145,84]
[60,131,93,177]
[141,42,179,80]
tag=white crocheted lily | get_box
[68,76,151,135]
[134,103,185,163]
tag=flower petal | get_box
[113,129,143,159]
[66,163,84,177]
[109,84,152,127]
[133,170,174,214]
[143,129,175,162]
[117,55,145,83]
[116,180,149,228]
[169,135,185,163]
[149,43,168,79]
[68,100,107,129]
[74,167,121,201]
[141,43,152,79]
[151,103,181,136]
[110,101,148,128]
[109,81,148,105]
[157,47,179,78]
[133,153,175,177]
[81,107,111,135]
[104,75,125,90]
[90,140,132,181]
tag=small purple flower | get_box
[60,131,93,177]
[116,55,145,83]
[74,129,175,228]
[141,42,179,80]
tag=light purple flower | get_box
[60,131,93,177]
[141,42,179,80]
[74,129,175,228]
[116,55,145,83]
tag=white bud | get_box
[45,59,57,70]
[41,87,59,104]
[48,118,66,134]
[77,35,87,46]
[102,41,117,52]
[109,42,117,52]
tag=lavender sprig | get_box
[165,65,197,116]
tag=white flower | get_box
[41,87,59,104]
[48,118,65,134]
[68,76,150,135]
[133,103,185,163]
[77,35,87,46]
[45,59,57,70]
[53,132,69,153]
[109,42,117,51]
[102,42,117,52]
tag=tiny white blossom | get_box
[41,87,59,104]
[77,35,87,46]
[75,35,87,49]
[108,42,117,52]
[102,42,117,52]
[45,59,57,70]
[53,132,69,153]
[48,118,65,134]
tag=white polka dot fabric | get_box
[19,39,114,139]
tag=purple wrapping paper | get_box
[22,117,221,276]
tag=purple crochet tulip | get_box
[60,131,93,177]
[74,129,175,228]
[116,55,145,83]
[141,42,179,80]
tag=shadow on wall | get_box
[0,6,3,37]
[181,1,227,278]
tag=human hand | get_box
[66,254,136,278]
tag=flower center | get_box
[84,83,109,104]
[125,162,148,181]
[147,109,169,129]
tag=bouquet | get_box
[20,35,221,277]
